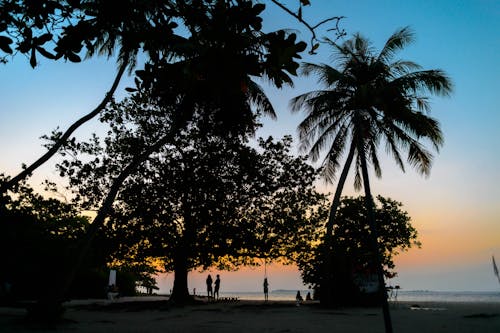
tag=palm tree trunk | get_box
[358,143,393,333]
[0,61,128,195]
[321,141,355,306]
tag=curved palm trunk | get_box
[0,61,128,195]
[321,141,355,306]
[358,143,393,333]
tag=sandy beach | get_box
[1,297,499,332]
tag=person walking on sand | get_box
[206,274,213,299]
[263,278,269,302]
[214,274,221,300]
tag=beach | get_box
[1,298,499,332]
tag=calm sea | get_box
[215,290,500,303]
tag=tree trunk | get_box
[321,141,356,306]
[29,133,174,321]
[170,252,193,306]
[0,61,128,195]
[358,141,393,333]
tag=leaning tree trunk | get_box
[28,133,174,321]
[358,142,393,333]
[320,141,356,307]
[0,61,128,195]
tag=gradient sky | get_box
[1,0,499,292]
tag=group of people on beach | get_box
[204,274,311,303]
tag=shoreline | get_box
[1,298,499,332]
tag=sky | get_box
[1,0,499,293]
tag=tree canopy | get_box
[55,94,327,303]
[296,195,420,305]
[0,176,104,302]
[1,0,343,193]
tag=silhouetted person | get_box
[214,274,221,300]
[306,291,312,301]
[295,290,303,306]
[206,274,213,298]
[263,278,269,302]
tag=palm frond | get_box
[380,125,406,172]
[389,60,421,77]
[319,147,341,184]
[290,90,325,113]
[246,80,277,119]
[392,70,453,97]
[413,96,430,112]
[407,141,433,176]
[308,120,349,163]
[389,109,444,151]
[301,63,345,87]
[378,26,415,63]
[368,138,382,178]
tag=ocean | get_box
[213,290,500,303]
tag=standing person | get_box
[206,274,213,299]
[263,278,269,302]
[295,291,303,306]
[214,274,221,300]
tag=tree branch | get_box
[269,0,345,53]
[1,60,128,195]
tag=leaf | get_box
[36,46,56,59]
[30,48,37,68]
[67,52,81,63]
[0,35,13,54]
[125,87,137,92]
[300,0,311,6]
[37,33,53,45]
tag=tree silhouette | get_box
[57,93,325,304]
[296,195,420,305]
[0,1,310,312]
[0,0,343,194]
[291,27,452,332]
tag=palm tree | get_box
[291,27,452,332]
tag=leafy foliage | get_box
[0,176,102,301]
[296,195,420,301]
[54,94,327,302]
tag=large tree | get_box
[3,1,309,313]
[57,94,326,304]
[0,0,343,193]
[0,0,342,320]
[296,195,420,304]
[291,27,452,331]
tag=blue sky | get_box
[1,0,499,292]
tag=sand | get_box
[1,297,499,332]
